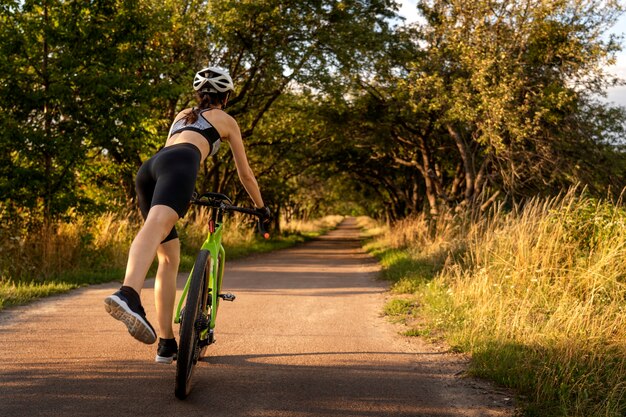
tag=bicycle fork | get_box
[175,246,235,346]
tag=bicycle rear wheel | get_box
[175,249,210,400]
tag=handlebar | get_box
[190,193,270,239]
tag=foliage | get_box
[0,0,405,228]
[2,0,625,225]
[366,190,626,416]
[193,0,400,221]
[332,0,626,219]
[0,0,172,222]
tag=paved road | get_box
[0,218,513,417]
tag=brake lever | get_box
[257,218,270,239]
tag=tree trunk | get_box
[410,179,420,214]
[447,125,475,204]
[42,0,52,223]
[273,203,281,234]
[416,137,438,215]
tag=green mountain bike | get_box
[174,192,269,400]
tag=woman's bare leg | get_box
[123,205,179,294]
[154,238,180,339]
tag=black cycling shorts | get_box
[135,143,201,243]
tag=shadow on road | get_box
[0,349,481,417]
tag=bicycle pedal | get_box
[218,293,236,302]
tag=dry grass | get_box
[0,212,138,283]
[281,215,345,235]
[355,216,386,237]
[0,212,138,308]
[369,189,626,416]
[0,210,344,308]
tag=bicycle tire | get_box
[175,249,210,400]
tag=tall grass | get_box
[367,190,626,416]
[0,212,139,308]
[280,215,345,236]
[0,211,344,309]
[0,212,137,283]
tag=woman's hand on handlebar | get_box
[255,206,271,219]
[255,207,271,239]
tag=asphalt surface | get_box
[0,218,514,417]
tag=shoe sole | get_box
[155,354,177,364]
[104,295,157,345]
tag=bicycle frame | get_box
[173,193,267,400]
[174,214,226,338]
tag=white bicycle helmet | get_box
[193,67,234,93]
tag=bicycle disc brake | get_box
[195,312,209,335]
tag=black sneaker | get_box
[104,290,157,344]
[155,338,178,364]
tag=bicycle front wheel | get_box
[175,249,210,400]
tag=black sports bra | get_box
[169,109,222,156]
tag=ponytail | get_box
[182,91,231,125]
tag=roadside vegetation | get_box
[0,213,343,310]
[2,1,626,414]
[361,190,626,417]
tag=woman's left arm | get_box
[225,118,264,208]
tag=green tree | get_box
[414,0,625,202]
[0,0,404,227]
[336,0,626,218]
[185,0,401,220]
[0,0,171,223]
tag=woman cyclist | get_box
[104,67,269,363]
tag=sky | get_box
[396,0,626,108]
